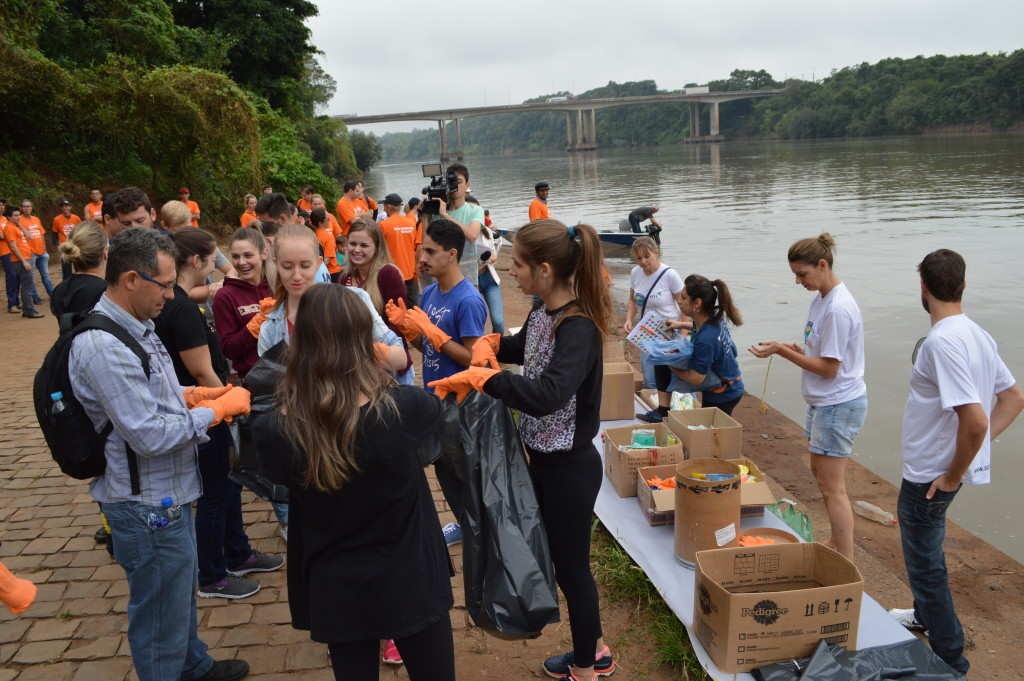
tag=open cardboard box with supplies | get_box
[727,457,776,517]
[667,406,744,459]
[693,542,863,673]
[600,362,639,421]
[603,423,684,498]
[635,464,678,526]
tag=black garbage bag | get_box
[230,341,289,503]
[445,391,560,638]
[752,638,966,681]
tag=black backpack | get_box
[34,312,151,492]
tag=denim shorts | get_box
[804,395,868,457]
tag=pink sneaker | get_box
[381,639,403,665]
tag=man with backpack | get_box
[60,229,252,681]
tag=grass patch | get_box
[591,520,708,680]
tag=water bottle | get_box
[146,497,182,529]
[853,500,897,526]
[50,392,66,416]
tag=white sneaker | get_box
[889,608,927,632]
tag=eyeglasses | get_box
[135,270,176,291]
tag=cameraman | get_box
[433,163,484,287]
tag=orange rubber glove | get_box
[0,561,37,615]
[246,298,277,338]
[196,386,252,427]
[406,306,452,351]
[428,366,500,403]
[384,298,419,342]
[182,386,232,408]
[469,333,502,370]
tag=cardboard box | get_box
[727,458,776,517]
[667,407,743,459]
[636,464,679,526]
[603,423,684,498]
[693,543,863,673]
[603,339,627,362]
[600,362,636,421]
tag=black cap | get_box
[535,182,550,191]
[382,193,403,206]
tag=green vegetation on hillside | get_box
[380,52,1024,160]
[0,0,362,224]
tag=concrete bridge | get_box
[337,89,784,158]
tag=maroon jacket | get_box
[213,277,272,378]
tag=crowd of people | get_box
[2,166,1022,681]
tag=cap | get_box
[535,181,550,191]
[382,193,403,206]
[59,199,71,206]
[178,186,190,194]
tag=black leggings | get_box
[653,366,741,416]
[327,616,454,681]
[529,446,604,668]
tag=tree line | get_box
[378,51,1024,160]
[0,0,380,225]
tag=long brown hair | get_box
[514,219,611,335]
[343,217,395,312]
[278,285,396,492]
[684,274,743,326]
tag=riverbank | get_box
[490,251,1024,680]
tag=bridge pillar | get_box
[690,102,701,137]
[438,120,450,163]
[709,102,720,137]
[453,118,464,161]
[576,110,583,148]
[565,112,573,149]
[589,109,597,148]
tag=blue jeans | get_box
[101,501,214,681]
[1,254,18,308]
[196,423,252,586]
[804,395,868,457]
[29,253,53,299]
[479,268,504,334]
[897,479,968,675]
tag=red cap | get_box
[178,187,190,194]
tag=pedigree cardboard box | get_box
[635,464,679,526]
[600,362,636,421]
[667,407,743,459]
[726,457,776,517]
[693,543,863,673]
[603,423,684,498]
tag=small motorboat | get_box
[498,223,661,258]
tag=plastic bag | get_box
[646,336,694,368]
[766,498,814,543]
[444,391,560,638]
[230,342,289,503]
[752,638,966,681]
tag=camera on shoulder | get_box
[420,162,458,215]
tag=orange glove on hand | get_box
[258,297,276,314]
[196,386,252,427]
[469,333,502,370]
[0,561,37,615]
[182,386,232,409]
[428,366,500,403]
[246,298,278,338]
[406,306,452,351]
[385,298,419,342]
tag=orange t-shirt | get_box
[52,214,82,243]
[0,217,9,257]
[83,201,103,222]
[4,222,31,262]
[316,228,341,274]
[529,198,550,221]
[240,210,258,227]
[297,198,312,212]
[379,214,421,281]
[20,216,46,256]
[358,197,378,215]
[184,200,201,227]
[335,196,366,236]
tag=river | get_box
[365,134,1024,562]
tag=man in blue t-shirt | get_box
[387,218,486,546]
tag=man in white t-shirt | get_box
[890,249,1024,675]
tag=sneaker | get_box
[22,310,44,319]
[7,306,19,314]
[635,407,667,423]
[442,522,462,547]
[543,648,616,678]
[193,659,250,681]
[381,639,403,665]
[888,608,927,632]
[93,527,111,545]
[227,550,285,576]
[198,576,260,599]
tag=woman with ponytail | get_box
[643,274,746,418]
[429,219,615,681]
[749,233,866,559]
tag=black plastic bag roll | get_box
[443,391,560,639]
[752,638,965,681]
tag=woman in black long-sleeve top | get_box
[429,220,615,681]
[257,284,454,681]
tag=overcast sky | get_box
[308,0,1022,135]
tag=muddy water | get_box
[366,134,1024,561]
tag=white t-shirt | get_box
[630,264,683,321]
[801,283,867,406]
[901,314,1015,486]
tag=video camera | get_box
[420,162,459,215]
